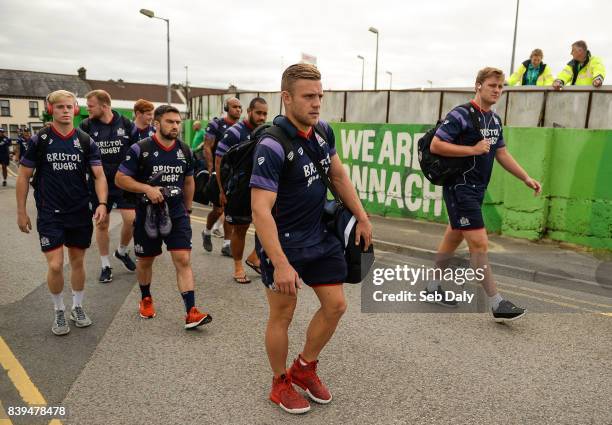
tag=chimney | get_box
[78,67,87,80]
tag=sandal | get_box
[233,274,251,284]
[245,260,261,275]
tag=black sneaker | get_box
[423,285,458,308]
[492,300,526,322]
[2,180,6,187]
[202,231,213,252]
[158,202,172,237]
[114,250,136,271]
[221,244,232,257]
[99,266,113,283]
[145,204,159,239]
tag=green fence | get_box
[328,123,612,250]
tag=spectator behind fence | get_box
[507,49,553,86]
[553,40,606,90]
[192,120,205,150]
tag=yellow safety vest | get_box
[508,61,554,86]
[555,54,606,86]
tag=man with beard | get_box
[116,105,212,329]
[80,90,139,282]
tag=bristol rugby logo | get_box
[315,133,325,147]
[257,157,265,166]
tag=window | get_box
[0,100,10,116]
[9,124,19,140]
[29,101,39,118]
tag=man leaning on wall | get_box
[553,40,606,90]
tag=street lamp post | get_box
[510,0,520,75]
[357,55,365,90]
[368,27,379,90]
[386,70,392,90]
[140,8,171,105]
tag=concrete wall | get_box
[191,86,612,128]
[320,91,345,122]
[345,91,387,123]
[388,91,441,124]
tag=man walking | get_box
[17,90,108,335]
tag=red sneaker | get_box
[139,296,156,319]
[288,354,332,404]
[269,374,311,414]
[184,307,212,329]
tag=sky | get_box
[1,0,609,91]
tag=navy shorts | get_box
[443,184,485,230]
[37,210,93,252]
[0,154,9,166]
[133,212,192,257]
[257,231,347,289]
[91,191,135,213]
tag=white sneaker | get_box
[52,310,70,336]
[70,306,93,328]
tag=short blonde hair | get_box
[47,89,77,105]
[281,63,321,92]
[85,89,111,106]
[530,48,543,58]
[475,67,505,86]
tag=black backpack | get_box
[80,114,134,137]
[417,103,481,186]
[123,137,193,203]
[219,123,321,219]
[31,126,93,189]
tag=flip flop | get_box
[245,260,262,275]
[233,274,251,284]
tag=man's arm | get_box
[430,136,489,157]
[115,171,164,204]
[495,147,541,195]
[251,188,301,295]
[204,136,215,172]
[328,155,372,249]
[90,165,108,224]
[183,175,194,211]
[16,165,34,233]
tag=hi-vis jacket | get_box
[555,52,606,86]
[507,60,554,86]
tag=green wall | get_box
[328,123,612,250]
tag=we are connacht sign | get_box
[329,123,447,222]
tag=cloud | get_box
[3,0,610,91]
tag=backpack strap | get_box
[178,140,193,171]
[461,103,482,134]
[34,126,51,169]
[264,126,295,162]
[79,118,91,135]
[135,138,154,183]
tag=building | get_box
[0,67,229,139]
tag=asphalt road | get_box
[0,169,610,425]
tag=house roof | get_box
[0,68,230,103]
[0,69,91,98]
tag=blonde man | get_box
[429,67,541,320]
[251,64,372,414]
[80,90,139,283]
[17,90,108,335]
[507,49,554,86]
